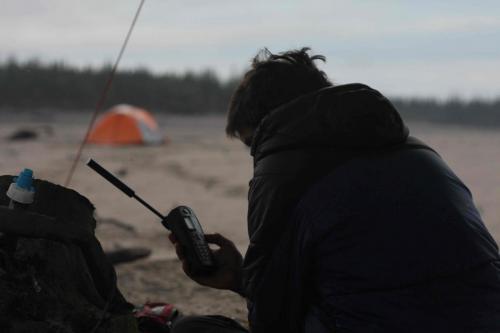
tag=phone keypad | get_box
[192,235,213,266]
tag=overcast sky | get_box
[2,0,500,99]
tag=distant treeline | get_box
[1,59,499,127]
[392,98,500,128]
[1,59,238,114]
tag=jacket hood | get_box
[250,83,409,161]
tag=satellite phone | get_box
[86,158,215,275]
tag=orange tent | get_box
[87,105,164,145]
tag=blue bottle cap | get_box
[15,168,34,190]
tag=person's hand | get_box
[169,233,243,293]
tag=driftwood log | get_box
[0,175,138,333]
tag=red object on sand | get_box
[134,302,180,333]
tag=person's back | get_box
[168,47,500,333]
[294,146,500,332]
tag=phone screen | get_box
[184,217,195,230]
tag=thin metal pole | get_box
[65,0,146,187]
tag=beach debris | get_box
[106,247,152,265]
[116,167,129,178]
[7,129,38,141]
[98,216,137,233]
[0,175,138,332]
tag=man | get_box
[170,48,500,333]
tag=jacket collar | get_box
[250,83,409,162]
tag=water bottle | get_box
[2,168,35,252]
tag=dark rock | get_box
[7,129,38,141]
[115,168,128,178]
[106,247,152,265]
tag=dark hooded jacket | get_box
[242,84,500,332]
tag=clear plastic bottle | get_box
[3,168,35,252]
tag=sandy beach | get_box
[0,110,499,324]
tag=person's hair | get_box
[226,47,332,139]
